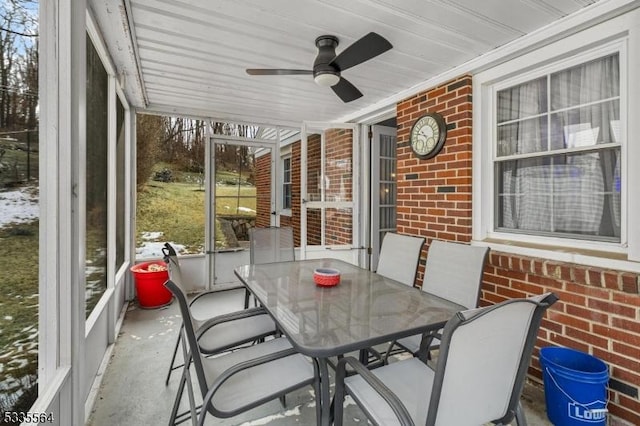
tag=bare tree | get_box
[19,41,37,129]
[136,113,165,189]
[0,0,38,131]
[157,117,206,172]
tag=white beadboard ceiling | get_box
[91,0,602,127]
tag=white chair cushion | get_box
[345,358,433,426]
[189,287,247,322]
[376,233,425,287]
[197,313,276,354]
[203,337,315,414]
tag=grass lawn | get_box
[0,145,39,187]
[0,220,39,413]
[0,170,260,413]
[136,180,257,253]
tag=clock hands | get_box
[410,112,447,159]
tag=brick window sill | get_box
[475,238,640,279]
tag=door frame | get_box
[370,124,398,271]
[206,136,277,287]
[299,121,361,264]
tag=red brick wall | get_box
[397,75,640,425]
[280,215,292,228]
[255,153,272,228]
[252,73,640,424]
[396,75,473,284]
[486,253,640,425]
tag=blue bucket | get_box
[540,347,609,425]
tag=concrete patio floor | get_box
[87,300,552,426]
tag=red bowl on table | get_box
[313,268,341,287]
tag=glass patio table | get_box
[234,258,463,426]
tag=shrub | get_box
[136,114,165,190]
[153,168,173,183]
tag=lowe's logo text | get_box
[568,403,607,422]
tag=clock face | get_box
[409,113,447,159]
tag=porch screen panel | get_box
[306,134,322,202]
[305,133,322,246]
[85,35,108,317]
[324,208,353,246]
[495,53,621,240]
[304,129,354,247]
[214,144,262,250]
[135,117,207,256]
[306,207,322,246]
[324,128,353,203]
[0,0,40,412]
[115,97,125,271]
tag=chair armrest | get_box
[416,330,440,363]
[198,346,310,423]
[336,357,415,426]
[195,306,270,340]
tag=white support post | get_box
[37,0,87,425]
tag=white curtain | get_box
[499,54,620,238]
[500,77,550,231]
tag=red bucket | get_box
[130,261,172,308]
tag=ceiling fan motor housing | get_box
[313,35,340,85]
[246,32,391,102]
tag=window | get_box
[115,96,126,271]
[495,53,621,241]
[282,156,292,211]
[472,9,640,264]
[85,33,109,317]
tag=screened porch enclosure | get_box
[142,122,367,288]
[36,1,640,425]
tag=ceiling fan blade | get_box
[331,77,363,103]
[331,32,392,72]
[246,69,313,75]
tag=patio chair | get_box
[334,292,558,426]
[163,243,277,385]
[339,233,424,369]
[249,226,295,264]
[384,240,489,362]
[164,279,320,426]
[246,226,295,307]
[376,233,425,287]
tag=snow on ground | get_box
[0,187,38,228]
[0,187,187,260]
[0,187,39,406]
[136,232,186,258]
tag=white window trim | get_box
[473,10,640,267]
[85,12,119,330]
[280,149,292,216]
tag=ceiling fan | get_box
[246,32,392,103]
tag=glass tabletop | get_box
[235,258,463,358]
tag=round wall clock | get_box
[409,112,447,159]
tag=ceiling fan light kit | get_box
[246,32,392,102]
[314,72,340,87]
